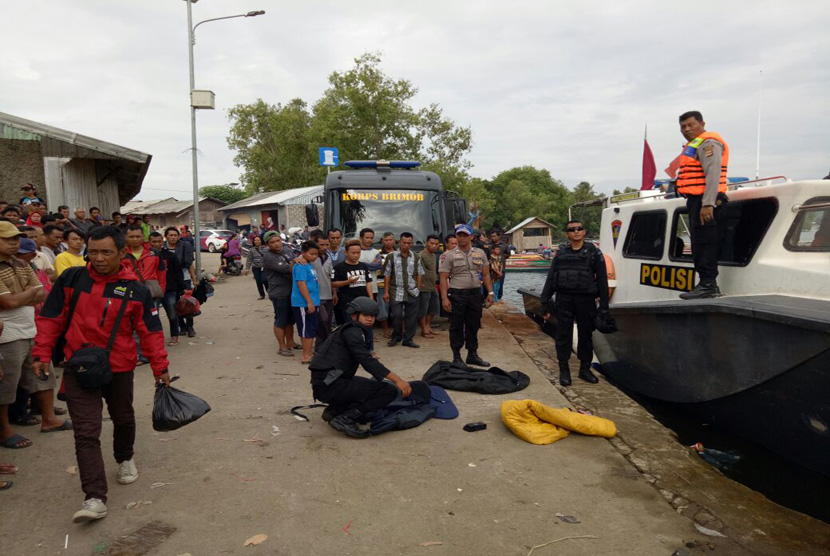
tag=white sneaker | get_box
[73,498,107,523]
[116,459,138,484]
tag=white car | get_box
[199,229,234,252]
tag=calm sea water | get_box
[500,270,547,310]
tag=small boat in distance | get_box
[506,253,551,272]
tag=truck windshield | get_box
[330,188,441,246]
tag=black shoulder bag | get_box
[67,284,132,389]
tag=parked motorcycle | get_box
[224,255,244,276]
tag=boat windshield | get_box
[329,188,442,246]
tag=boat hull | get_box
[519,287,830,475]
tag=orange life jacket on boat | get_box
[676,131,729,196]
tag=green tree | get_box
[198,184,248,205]
[227,53,473,194]
[485,166,571,236]
[227,98,318,193]
[569,181,603,237]
[612,186,639,195]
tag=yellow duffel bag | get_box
[501,399,617,445]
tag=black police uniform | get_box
[309,321,398,417]
[540,242,609,385]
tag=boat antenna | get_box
[755,70,763,180]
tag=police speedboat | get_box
[520,176,830,474]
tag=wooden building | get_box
[505,216,557,253]
[219,185,323,231]
[0,111,151,216]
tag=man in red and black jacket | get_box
[124,224,163,299]
[32,226,171,524]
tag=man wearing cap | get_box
[309,297,411,439]
[439,224,494,368]
[0,222,69,450]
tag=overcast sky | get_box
[2,0,828,202]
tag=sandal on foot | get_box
[278,349,294,357]
[300,359,312,365]
[11,415,41,427]
[41,420,73,433]
[0,435,32,449]
[290,345,302,351]
[0,463,18,474]
[0,480,12,490]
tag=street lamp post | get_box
[185,0,264,279]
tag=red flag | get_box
[641,138,656,190]
[664,154,682,179]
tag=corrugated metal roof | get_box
[220,185,323,212]
[505,216,555,235]
[121,199,165,214]
[122,197,227,215]
[0,111,150,164]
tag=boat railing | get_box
[602,175,792,208]
[792,201,830,213]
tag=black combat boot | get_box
[558,362,572,386]
[328,409,369,439]
[451,349,465,367]
[321,405,342,423]
[466,351,490,367]
[679,281,722,300]
[578,363,599,384]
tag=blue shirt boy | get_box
[291,263,320,307]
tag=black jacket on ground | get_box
[309,321,391,382]
[422,361,530,394]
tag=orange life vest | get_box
[676,131,729,196]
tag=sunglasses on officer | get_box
[566,226,585,233]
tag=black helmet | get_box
[594,310,618,334]
[346,297,379,316]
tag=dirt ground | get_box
[0,255,777,555]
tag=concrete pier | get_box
[2,256,828,555]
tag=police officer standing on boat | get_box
[540,220,609,386]
[676,110,729,300]
[439,223,494,368]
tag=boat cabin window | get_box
[669,198,778,265]
[784,197,830,252]
[622,211,666,260]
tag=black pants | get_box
[252,267,266,297]
[312,375,398,415]
[390,297,418,343]
[65,371,135,503]
[554,293,596,366]
[448,288,483,352]
[686,195,720,284]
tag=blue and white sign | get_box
[319,147,339,167]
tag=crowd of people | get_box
[0,184,200,523]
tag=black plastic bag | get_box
[153,383,211,431]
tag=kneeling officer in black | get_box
[540,220,609,386]
[309,297,412,438]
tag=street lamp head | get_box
[246,10,265,16]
